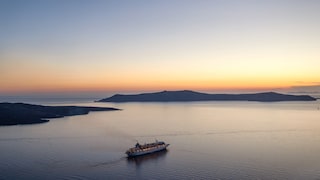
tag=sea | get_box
[1,97,320,179]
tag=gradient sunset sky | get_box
[1,0,320,96]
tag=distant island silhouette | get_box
[0,103,119,126]
[98,90,316,102]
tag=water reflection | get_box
[127,149,168,167]
[1,100,320,179]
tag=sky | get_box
[1,0,320,96]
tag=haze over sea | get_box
[1,97,320,179]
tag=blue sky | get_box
[1,0,320,96]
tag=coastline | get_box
[0,102,120,126]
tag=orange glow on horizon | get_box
[1,49,320,95]
[0,78,304,95]
[1,62,319,95]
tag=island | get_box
[0,102,120,126]
[98,90,316,102]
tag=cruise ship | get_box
[126,140,169,157]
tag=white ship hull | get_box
[126,143,169,157]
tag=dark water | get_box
[1,100,320,179]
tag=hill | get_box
[0,103,119,126]
[98,90,316,102]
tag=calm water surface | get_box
[1,100,320,179]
